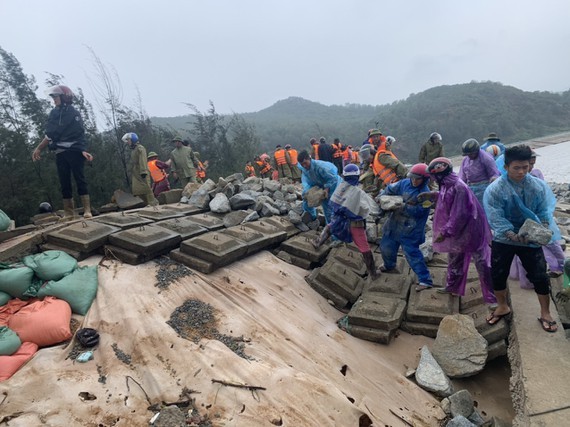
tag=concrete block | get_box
[223,225,274,255]
[406,286,460,324]
[153,217,208,240]
[157,189,183,205]
[39,242,98,261]
[180,231,248,266]
[344,324,395,345]
[162,203,204,215]
[461,305,509,345]
[108,224,182,254]
[487,339,507,361]
[328,245,367,276]
[276,250,312,270]
[47,220,120,253]
[400,320,439,338]
[132,206,184,221]
[364,257,412,300]
[185,213,225,231]
[305,269,349,308]
[94,212,154,230]
[112,189,145,209]
[257,216,301,238]
[242,221,288,245]
[309,259,365,303]
[348,294,406,330]
[279,231,330,263]
[169,248,215,274]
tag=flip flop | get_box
[415,284,432,292]
[538,317,558,333]
[486,311,511,325]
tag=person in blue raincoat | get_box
[483,144,559,332]
[379,163,434,291]
[480,132,506,155]
[297,150,341,224]
[312,164,381,279]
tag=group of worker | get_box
[304,128,562,334]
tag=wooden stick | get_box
[211,379,266,391]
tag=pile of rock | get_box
[549,182,570,203]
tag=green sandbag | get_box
[0,326,22,356]
[37,265,98,315]
[0,291,11,306]
[23,250,78,281]
[0,209,10,232]
[0,263,34,298]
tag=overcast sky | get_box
[1,0,569,121]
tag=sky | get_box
[1,0,570,121]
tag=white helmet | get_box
[429,132,442,142]
[386,136,396,146]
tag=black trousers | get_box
[56,150,88,199]
[491,241,550,295]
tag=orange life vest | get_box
[311,143,319,160]
[148,159,167,183]
[274,148,287,166]
[372,146,400,186]
[342,148,350,161]
[287,148,298,165]
[351,151,360,164]
[332,143,343,158]
[196,161,206,179]
[245,164,256,177]
[256,160,271,175]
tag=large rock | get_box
[242,211,260,223]
[263,179,281,193]
[225,172,244,183]
[188,189,210,209]
[154,405,186,427]
[379,195,404,211]
[222,183,236,199]
[199,179,217,193]
[223,210,250,228]
[446,416,477,427]
[305,187,326,208]
[260,203,280,217]
[181,182,202,198]
[229,193,256,210]
[209,193,231,213]
[518,218,553,245]
[416,345,454,397]
[448,390,474,418]
[288,210,302,225]
[431,314,488,378]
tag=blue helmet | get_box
[121,132,139,144]
[343,163,360,177]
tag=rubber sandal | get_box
[486,311,511,325]
[537,317,558,333]
[415,284,432,292]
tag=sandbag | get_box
[8,297,72,348]
[0,342,38,381]
[38,266,98,315]
[0,291,11,306]
[0,326,22,356]
[0,264,34,298]
[22,250,78,281]
[0,209,10,232]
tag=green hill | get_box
[153,81,570,163]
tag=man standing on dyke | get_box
[169,136,199,187]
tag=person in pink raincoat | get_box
[418,157,497,304]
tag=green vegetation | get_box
[1,44,570,226]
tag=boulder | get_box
[305,187,326,208]
[242,211,260,223]
[188,189,210,210]
[288,210,302,225]
[415,345,454,397]
[229,193,256,210]
[223,210,250,228]
[446,415,476,427]
[199,179,217,193]
[263,179,281,193]
[448,390,474,418]
[222,183,236,199]
[273,190,285,201]
[432,314,488,378]
[518,218,553,246]
[379,195,404,211]
[209,193,231,213]
[261,203,280,217]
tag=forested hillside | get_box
[154,82,570,160]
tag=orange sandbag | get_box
[8,297,71,347]
[0,298,32,327]
[0,341,38,381]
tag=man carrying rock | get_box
[297,150,341,224]
[483,145,558,332]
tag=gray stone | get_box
[446,415,476,427]
[415,345,454,397]
[263,179,281,193]
[305,187,326,208]
[223,210,250,228]
[188,189,210,209]
[222,183,236,199]
[288,210,302,225]
[518,218,553,245]
[217,177,228,189]
[153,405,186,427]
[379,195,404,211]
[229,193,256,210]
[285,193,298,202]
[467,410,485,426]
[366,221,379,243]
[282,184,296,194]
[261,203,280,217]
[440,397,451,415]
[308,219,320,230]
[199,179,217,193]
[448,389,474,418]
[291,202,304,215]
[301,211,314,224]
[157,189,183,205]
[242,211,260,223]
[241,182,263,192]
[225,172,244,183]
[295,222,310,232]
[209,193,231,213]
[243,176,260,185]
[181,182,202,198]
[420,240,434,262]
[273,200,289,214]
[273,190,285,201]
[432,314,488,378]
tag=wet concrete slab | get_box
[306,258,365,304]
[153,217,208,240]
[364,257,411,300]
[103,244,173,265]
[304,269,349,308]
[163,203,205,215]
[242,221,288,246]
[180,231,248,266]
[252,216,300,238]
[108,224,182,254]
[328,245,366,276]
[276,250,312,270]
[132,206,185,221]
[94,212,154,230]
[343,323,394,345]
[46,220,120,253]
[406,287,460,324]
[185,213,225,231]
[279,231,331,263]
[169,248,215,274]
[400,320,439,338]
[223,225,274,255]
[348,294,406,331]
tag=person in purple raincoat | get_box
[458,138,500,207]
[418,157,497,304]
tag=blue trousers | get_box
[302,197,332,224]
[380,234,433,285]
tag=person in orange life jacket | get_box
[147,152,171,197]
[350,146,360,165]
[285,144,301,182]
[272,144,292,179]
[32,85,94,221]
[194,151,207,183]
[254,155,272,179]
[316,137,335,164]
[342,145,352,168]
[309,137,320,160]
[372,133,407,190]
[331,138,344,175]
[244,161,256,178]
[365,128,387,149]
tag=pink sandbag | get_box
[0,342,38,381]
[8,297,71,347]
